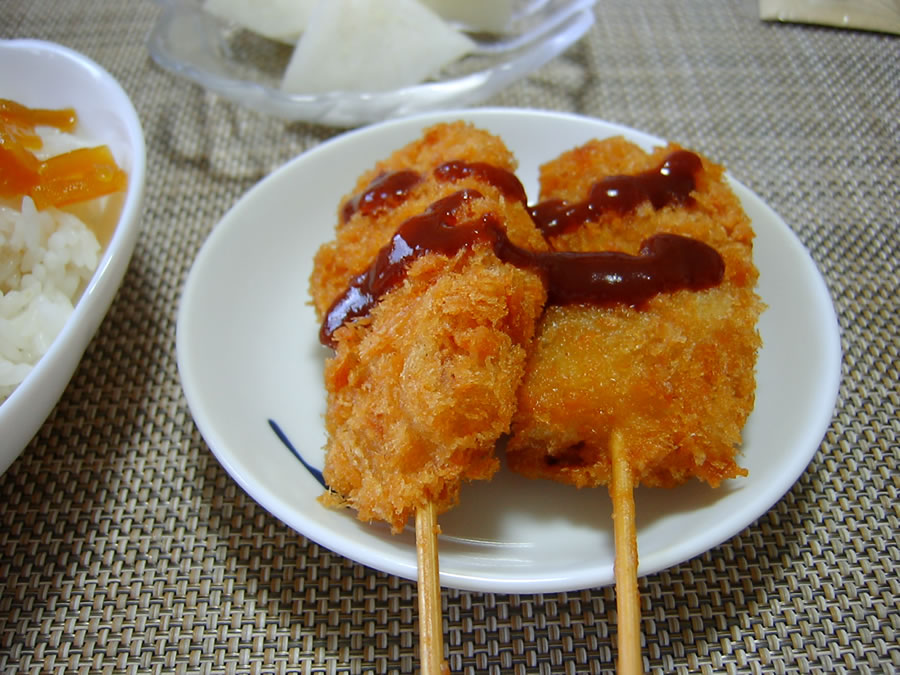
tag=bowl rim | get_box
[0,38,147,474]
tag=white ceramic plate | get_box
[0,40,146,475]
[176,108,841,593]
[148,0,596,126]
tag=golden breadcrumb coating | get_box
[310,121,545,319]
[506,137,764,489]
[310,123,547,532]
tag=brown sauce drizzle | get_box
[340,169,421,223]
[529,233,724,306]
[320,186,724,347]
[339,151,701,231]
[322,190,482,345]
[434,160,528,204]
[528,150,702,236]
[339,160,527,227]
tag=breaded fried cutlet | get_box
[506,137,764,489]
[310,123,548,532]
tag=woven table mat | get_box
[1,1,898,673]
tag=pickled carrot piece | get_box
[0,99,77,133]
[0,142,40,198]
[31,145,128,210]
[0,99,126,209]
[1,117,43,151]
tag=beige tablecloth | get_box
[2,1,898,673]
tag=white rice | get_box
[0,126,103,403]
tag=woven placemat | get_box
[2,1,898,673]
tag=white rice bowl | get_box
[0,39,146,474]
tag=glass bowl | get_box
[147,0,597,126]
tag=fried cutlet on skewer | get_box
[508,136,763,490]
[309,122,550,674]
[506,136,764,673]
[310,122,548,532]
[310,127,761,672]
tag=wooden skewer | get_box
[610,429,643,675]
[416,500,448,675]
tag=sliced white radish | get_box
[417,0,516,33]
[280,0,475,94]
[203,0,317,44]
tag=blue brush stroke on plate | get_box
[268,419,327,488]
